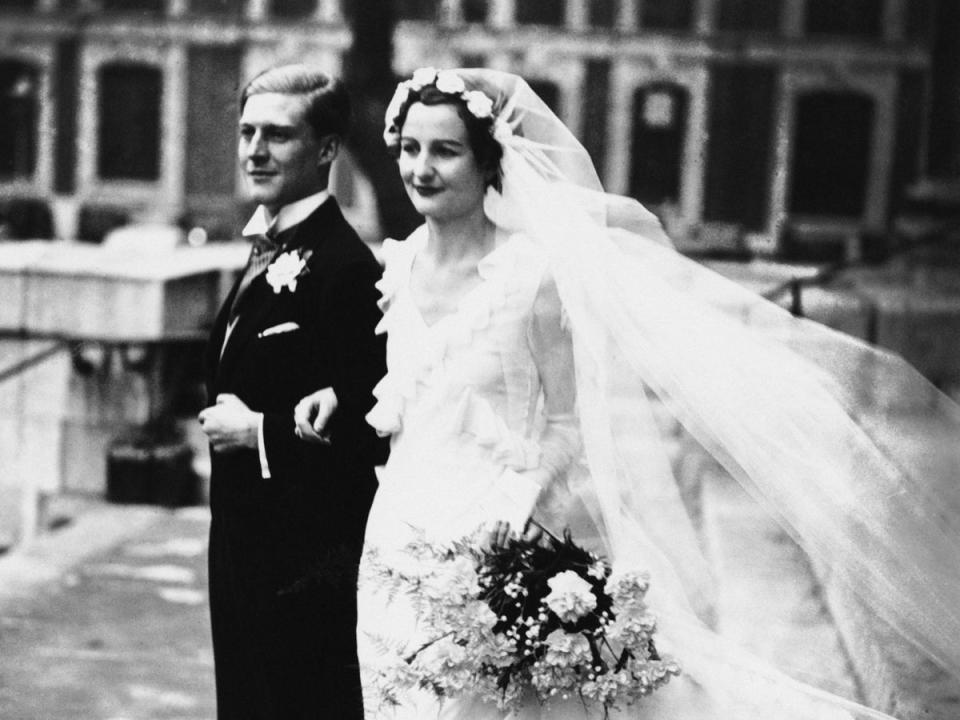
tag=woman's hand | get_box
[485,518,543,551]
[293,387,338,444]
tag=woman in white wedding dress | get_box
[296,69,960,719]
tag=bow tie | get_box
[229,229,281,319]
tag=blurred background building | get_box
[1,0,958,259]
[3,0,960,549]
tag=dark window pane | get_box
[396,0,436,20]
[804,0,882,37]
[926,0,960,177]
[101,0,164,12]
[516,0,564,26]
[888,70,926,218]
[704,63,777,231]
[789,91,874,216]
[191,0,245,15]
[641,0,693,30]
[717,0,781,32]
[527,80,560,115]
[98,63,162,180]
[463,0,487,23]
[0,61,38,179]
[905,0,935,41]
[272,0,315,18]
[589,0,617,28]
[55,38,79,193]
[580,60,610,179]
[630,83,688,206]
[0,0,36,11]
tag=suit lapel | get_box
[213,198,344,384]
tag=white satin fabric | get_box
[356,68,960,719]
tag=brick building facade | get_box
[0,0,955,257]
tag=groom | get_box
[199,65,385,719]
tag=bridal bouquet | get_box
[364,527,680,714]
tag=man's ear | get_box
[316,134,341,167]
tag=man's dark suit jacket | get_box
[204,198,386,720]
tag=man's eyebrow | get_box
[239,122,297,131]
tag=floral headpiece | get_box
[383,67,512,147]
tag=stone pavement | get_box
[1,473,958,719]
[0,499,214,720]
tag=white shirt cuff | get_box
[257,413,270,479]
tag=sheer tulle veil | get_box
[389,68,960,718]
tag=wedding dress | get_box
[355,68,960,719]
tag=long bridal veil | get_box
[454,68,960,718]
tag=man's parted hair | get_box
[240,64,351,140]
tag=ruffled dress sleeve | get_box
[364,232,421,437]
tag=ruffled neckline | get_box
[366,227,541,438]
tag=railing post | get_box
[789,279,804,318]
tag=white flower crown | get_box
[384,68,512,144]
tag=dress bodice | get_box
[363,227,579,542]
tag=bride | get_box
[296,68,960,718]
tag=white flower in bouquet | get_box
[542,628,592,667]
[544,570,597,622]
[587,560,607,580]
[607,614,657,651]
[604,568,650,609]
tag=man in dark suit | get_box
[198,64,385,719]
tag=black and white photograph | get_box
[1,1,959,719]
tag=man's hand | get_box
[294,387,337,445]
[198,394,261,452]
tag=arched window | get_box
[98,63,162,180]
[0,60,39,180]
[629,83,688,206]
[789,91,874,217]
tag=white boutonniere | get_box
[265,249,310,294]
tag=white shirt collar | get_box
[241,190,331,238]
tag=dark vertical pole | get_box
[54,37,79,194]
[581,59,610,181]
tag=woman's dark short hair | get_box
[240,64,351,140]
[390,85,503,192]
